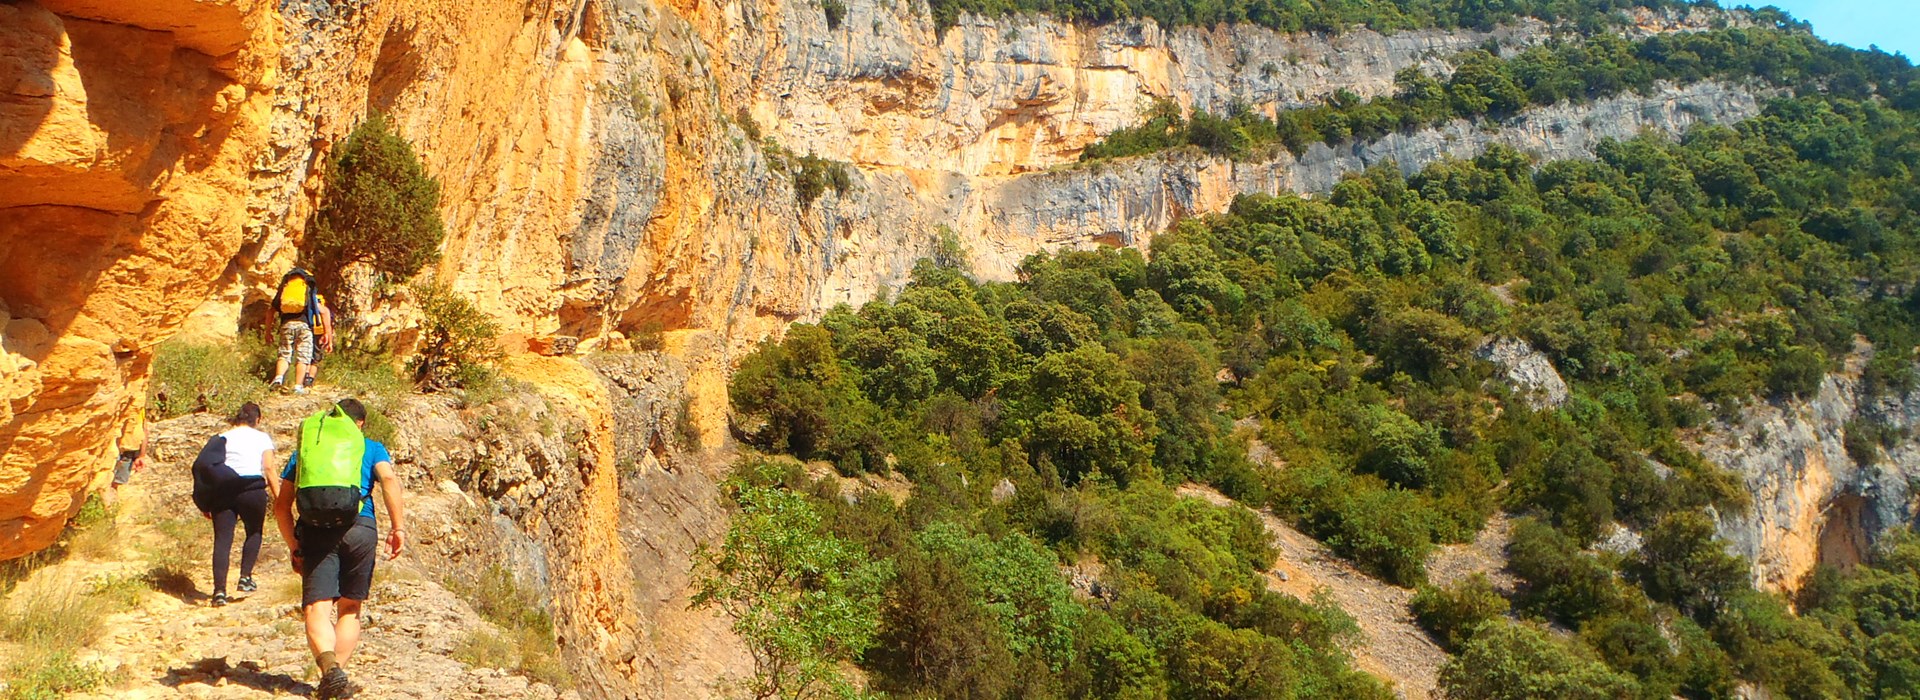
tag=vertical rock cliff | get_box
[1699,342,1920,594]
[0,0,276,559]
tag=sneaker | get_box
[236,576,257,593]
[292,386,309,395]
[210,591,229,607]
[318,667,355,699]
[269,379,284,392]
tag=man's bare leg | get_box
[304,600,337,663]
[334,599,363,664]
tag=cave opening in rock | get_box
[1817,492,1876,573]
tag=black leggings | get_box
[212,485,269,593]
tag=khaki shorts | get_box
[279,320,314,364]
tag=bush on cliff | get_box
[692,460,892,700]
[305,113,445,295]
[408,282,502,392]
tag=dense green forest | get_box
[707,6,1920,700]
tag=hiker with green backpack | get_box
[271,398,408,700]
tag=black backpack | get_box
[190,436,260,512]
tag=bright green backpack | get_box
[295,406,366,528]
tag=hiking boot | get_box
[318,667,355,699]
[236,576,257,593]
[210,591,229,607]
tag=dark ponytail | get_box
[231,402,262,427]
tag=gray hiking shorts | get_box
[113,450,138,485]
[279,320,314,364]
[297,516,377,606]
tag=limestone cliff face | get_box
[1698,342,1920,593]
[0,0,276,559]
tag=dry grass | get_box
[66,496,122,560]
[444,564,570,688]
[0,567,134,697]
[138,515,209,598]
[451,627,517,669]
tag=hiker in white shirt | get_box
[204,402,281,606]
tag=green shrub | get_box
[305,113,443,290]
[445,564,568,687]
[1,651,108,700]
[869,545,1023,698]
[1630,512,1749,623]
[915,522,1082,669]
[820,0,847,29]
[319,339,408,399]
[1412,573,1509,651]
[1507,518,1626,626]
[408,282,502,391]
[1439,621,1640,700]
[791,153,853,206]
[148,336,273,419]
[693,460,892,700]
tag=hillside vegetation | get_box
[925,0,1698,33]
[715,5,1920,700]
[1083,18,1920,161]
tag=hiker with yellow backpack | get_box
[269,268,322,394]
[271,398,407,699]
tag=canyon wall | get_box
[1700,342,1920,593]
[0,0,277,559]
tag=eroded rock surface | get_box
[1698,342,1920,593]
[0,0,275,560]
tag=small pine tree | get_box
[306,113,445,296]
[408,282,502,392]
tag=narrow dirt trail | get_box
[1175,484,1447,699]
[1,393,574,699]
[1427,512,1517,593]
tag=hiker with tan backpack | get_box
[269,268,321,394]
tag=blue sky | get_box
[1749,1,1920,59]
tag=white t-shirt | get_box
[220,426,276,478]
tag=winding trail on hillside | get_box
[1175,483,1447,699]
[1,392,576,700]
[1177,429,1517,699]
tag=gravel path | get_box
[2,393,576,700]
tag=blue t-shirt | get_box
[283,439,391,520]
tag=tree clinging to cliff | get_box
[305,113,445,293]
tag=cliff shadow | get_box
[366,22,422,115]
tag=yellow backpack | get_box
[279,277,310,314]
